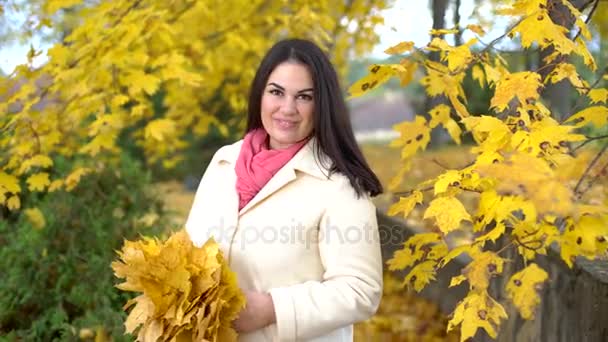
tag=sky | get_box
[0,0,508,75]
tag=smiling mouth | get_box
[274,118,298,129]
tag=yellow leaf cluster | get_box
[387,190,423,218]
[387,233,448,293]
[112,230,245,342]
[505,263,548,319]
[390,116,431,160]
[559,215,608,267]
[447,291,507,341]
[490,72,542,111]
[423,196,471,234]
[2,0,391,215]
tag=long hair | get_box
[246,38,383,197]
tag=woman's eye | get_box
[269,89,282,96]
[298,94,313,101]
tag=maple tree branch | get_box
[574,143,608,195]
[573,134,608,152]
[563,66,608,122]
[580,160,608,196]
[572,0,599,42]
[479,17,525,55]
[394,186,434,197]
[432,158,451,170]
[513,235,544,252]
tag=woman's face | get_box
[261,62,315,150]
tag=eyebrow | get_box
[267,82,313,93]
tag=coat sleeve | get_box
[268,177,383,341]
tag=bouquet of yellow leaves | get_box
[111,229,245,342]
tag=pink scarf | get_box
[235,128,308,211]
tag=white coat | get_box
[185,137,383,341]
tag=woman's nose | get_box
[280,96,297,114]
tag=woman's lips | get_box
[274,118,298,129]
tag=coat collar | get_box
[215,137,331,216]
[215,137,330,180]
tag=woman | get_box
[185,38,384,341]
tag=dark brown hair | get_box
[246,38,383,197]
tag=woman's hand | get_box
[233,290,276,333]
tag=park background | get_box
[1,0,607,341]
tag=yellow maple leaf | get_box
[79,132,119,156]
[24,207,46,230]
[18,154,54,174]
[545,63,585,91]
[463,251,504,291]
[434,170,462,195]
[428,104,451,128]
[387,233,442,271]
[145,119,177,142]
[511,118,585,156]
[490,72,542,111]
[423,196,471,234]
[111,94,130,108]
[7,195,21,211]
[27,172,51,192]
[65,167,91,191]
[0,172,21,194]
[466,24,486,36]
[462,115,512,152]
[506,263,549,319]
[445,39,477,72]
[403,260,436,292]
[447,291,508,341]
[472,64,485,87]
[397,59,418,87]
[439,244,480,268]
[449,93,470,119]
[588,89,608,104]
[125,70,161,96]
[450,274,467,287]
[347,64,397,98]
[574,37,596,70]
[444,118,463,144]
[384,41,415,55]
[477,153,573,216]
[497,0,547,16]
[390,116,431,160]
[420,60,466,98]
[509,10,576,55]
[387,190,423,218]
[560,0,591,40]
[48,179,64,192]
[565,106,608,128]
[560,215,608,267]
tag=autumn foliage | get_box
[350,0,608,340]
[112,230,245,342]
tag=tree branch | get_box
[573,134,608,152]
[572,0,599,42]
[574,143,608,195]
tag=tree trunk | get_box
[426,0,450,146]
[453,0,463,46]
[538,0,588,122]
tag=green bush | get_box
[0,155,171,341]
